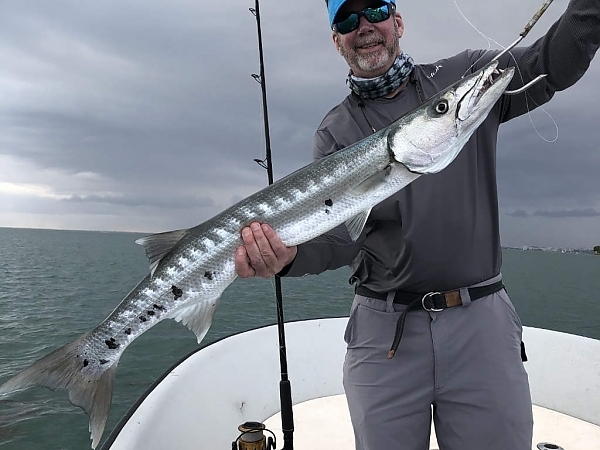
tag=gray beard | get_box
[345,44,397,74]
[339,25,401,76]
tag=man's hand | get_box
[235,222,298,278]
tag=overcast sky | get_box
[1,0,598,249]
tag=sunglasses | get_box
[333,3,395,35]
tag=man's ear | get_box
[332,31,342,54]
[395,13,404,38]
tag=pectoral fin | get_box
[343,167,391,241]
[345,209,371,241]
[352,165,392,194]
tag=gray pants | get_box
[343,276,533,450]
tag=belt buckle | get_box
[421,292,444,312]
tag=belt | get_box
[355,280,505,359]
[355,280,505,310]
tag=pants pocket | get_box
[498,288,524,330]
[344,299,360,345]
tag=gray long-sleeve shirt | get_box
[283,0,600,293]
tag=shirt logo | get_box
[427,64,443,79]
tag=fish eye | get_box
[433,100,449,115]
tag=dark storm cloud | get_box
[497,95,600,210]
[1,0,598,247]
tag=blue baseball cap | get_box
[327,0,396,28]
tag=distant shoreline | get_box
[503,246,598,255]
[0,226,596,254]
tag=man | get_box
[235,0,600,448]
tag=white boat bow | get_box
[101,318,600,450]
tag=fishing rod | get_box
[498,0,555,95]
[233,1,294,449]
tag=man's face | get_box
[332,0,404,78]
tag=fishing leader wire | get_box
[450,0,559,143]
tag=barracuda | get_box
[0,60,513,448]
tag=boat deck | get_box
[101,319,600,450]
[264,394,600,449]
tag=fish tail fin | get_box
[0,333,119,449]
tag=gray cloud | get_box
[507,209,530,218]
[506,208,600,218]
[533,208,600,218]
[62,194,215,209]
[1,0,599,248]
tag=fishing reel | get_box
[232,421,277,450]
[537,444,564,450]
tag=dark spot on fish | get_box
[105,339,119,350]
[125,328,132,335]
[325,209,330,214]
[172,285,183,299]
[139,316,147,322]
[83,359,89,367]
[204,271,213,281]
[99,359,109,365]
[147,310,155,316]
[153,304,166,311]
[325,198,333,207]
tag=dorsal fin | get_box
[135,229,188,276]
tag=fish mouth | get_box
[457,61,514,122]
[478,67,508,100]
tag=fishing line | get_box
[451,0,493,62]
[253,78,269,167]
[450,0,559,143]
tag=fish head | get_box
[387,60,515,174]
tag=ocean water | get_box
[0,227,598,450]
